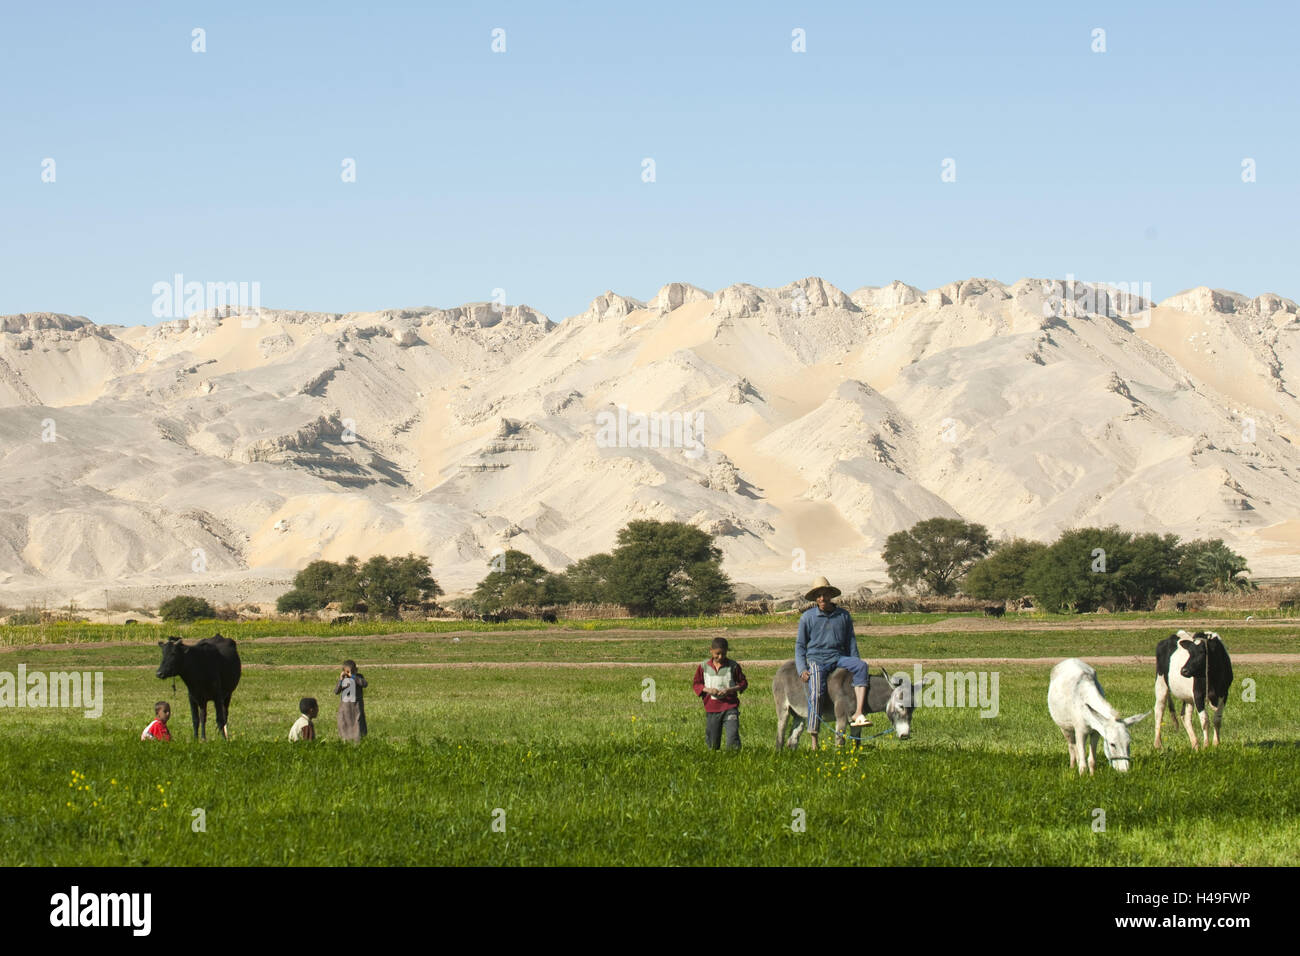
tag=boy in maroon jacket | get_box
[692,637,748,750]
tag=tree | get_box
[1114,532,1185,610]
[540,573,572,606]
[159,595,215,622]
[606,520,733,616]
[1178,539,1253,591]
[356,553,442,618]
[291,558,361,610]
[559,553,615,604]
[1023,527,1123,613]
[882,518,993,596]
[473,550,551,613]
[1197,543,1253,592]
[277,554,440,618]
[1024,527,1183,612]
[962,538,1048,600]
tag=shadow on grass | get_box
[1244,739,1300,749]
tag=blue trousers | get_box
[807,657,869,733]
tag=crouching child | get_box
[289,697,318,741]
[141,701,171,741]
[692,637,747,750]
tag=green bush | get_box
[445,598,477,618]
[276,589,321,616]
[158,595,216,622]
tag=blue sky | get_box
[3,1,1296,326]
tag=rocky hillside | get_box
[3,276,1299,603]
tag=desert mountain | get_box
[3,276,1300,604]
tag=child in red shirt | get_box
[141,701,171,741]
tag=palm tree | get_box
[1196,544,1253,591]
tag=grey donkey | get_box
[773,659,930,749]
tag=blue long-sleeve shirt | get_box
[795,605,858,672]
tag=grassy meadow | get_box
[1,616,1297,866]
[6,604,1296,646]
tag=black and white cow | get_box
[1154,630,1233,750]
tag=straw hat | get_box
[804,576,841,601]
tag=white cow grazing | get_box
[1048,658,1149,775]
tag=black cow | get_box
[1154,629,1233,750]
[541,611,558,624]
[983,605,1005,618]
[156,634,242,740]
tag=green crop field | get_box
[1,618,1297,866]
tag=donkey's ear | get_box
[1123,710,1150,726]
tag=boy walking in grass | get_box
[289,697,318,741]
[692,636,747,750]
[141,701,171,741]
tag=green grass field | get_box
[2,619,1297,866]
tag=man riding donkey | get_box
[796,576,871,749]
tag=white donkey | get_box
[1048,658,1149,775]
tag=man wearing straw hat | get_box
[796,576,870,749]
